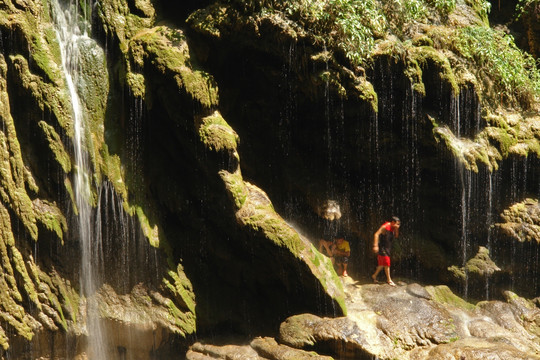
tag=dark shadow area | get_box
[184,15,540,301]
[153,0,212,27]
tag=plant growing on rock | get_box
[452,26,540,109]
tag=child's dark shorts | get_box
[335,256,349,265]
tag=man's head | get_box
[390,216,400,229]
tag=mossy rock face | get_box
[223,177,346,315]
[496,198,540,243]
[32,199,67,242]
[429,110,540,172]
[126,26,219,111]
[2,0,540,357]
[38,121,71,173]
[447,246,501,280]
[94,0,347,346]
[198,111,239,155]
[425,285,476,311]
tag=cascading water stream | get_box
[51,0,107,357]
[459,167,471,298]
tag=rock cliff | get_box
[0,0,539,359]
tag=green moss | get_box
[101,147,127,200]
[405,62,426,96]
[198,111,239,154]
[465,0,491,25]
[29,263,68,330]
[162,263,196,336]
[219,170,248,209]
[164,263,196,314]
[136,206,160,248]
[126,71,146,98]
[38,121,71,173]
[412,35,434,47]
[432,124,490,171]
[0,131,38,240]
[235,182,305,255]
[53,273,79,324]
[32,199,67,243]
[426,285,476,311]
[64,177,77,215]
[40,0,51,22]
[8,52,73,133]
[0,327,8,350]
[187,4,232,38]
[318,69,347,97]
[11,246,40,310]
[177,69,220,109]
[409,45,459,95]
[30,28,62,84]
[129,26,219,109]
[165,299,196,337]
[354,76,378,111]
[497,198,540,243]
[307,245,346,315]
[0,204,23,301]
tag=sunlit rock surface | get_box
[496,198,540,243]
[187,279,540,359]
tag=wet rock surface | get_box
[496,198,540,243]
[187,278,540,359]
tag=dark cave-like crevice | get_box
[152,0,213,28]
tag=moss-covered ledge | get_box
[495,198,540,243]
[220,170,346,315]
[429,110,540,172]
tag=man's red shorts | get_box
[377,255,391,267]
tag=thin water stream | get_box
[51,0,107,357]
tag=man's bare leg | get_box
[384,267,395,286]
[372,266,383,282]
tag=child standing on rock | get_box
[333,237,350,277]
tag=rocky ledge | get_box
[187,277,540,359]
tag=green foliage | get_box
[465,0,491,23]
[224,0,457,65]
[221,0,539,110]
[429,0,457,14]
[329,0,385,64]
[453,26,540,107]
[515,0,539,19]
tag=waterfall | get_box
[51,0,107,357]
[485,171,494,299]
[458,165,471,298]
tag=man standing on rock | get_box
[371,216,400,286]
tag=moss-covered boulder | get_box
[496,198,540,243]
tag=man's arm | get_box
[372,225,385,253]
